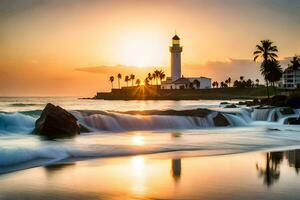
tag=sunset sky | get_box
[0,0,299,96]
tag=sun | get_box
[116,32,166,68]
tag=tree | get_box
[147,73,153,85]
[215,81,219,88]
[152,72,156,85]
[256,79,260,87]
[193,80,200,89]
[117,73,122,89]
[154,70,161,85]
[159,70,166,84]
[130,74,135,86]
[254,40,278,98]
[240,76,244,81]
[136,79,141,86]
[289,56,300,88]
[265,60,282,94]
[227,77,231,87]
[125,75,130,87]
[109,76,114,89]
[144,78,150,85]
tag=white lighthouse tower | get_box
[169,35,182,81]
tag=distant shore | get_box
[92,86,295,100]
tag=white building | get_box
[279,67,300,89]
[161,35,211,90]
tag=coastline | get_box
[93,87,281,100]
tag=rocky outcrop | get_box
[34,103,80,138]
[279,107,295,115]
[284,117,300,125]
[285,96,300,109]
[224,104,237,108]
[213,113,230,127]
[122,108,212,118]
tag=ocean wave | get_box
[0,112,37,134]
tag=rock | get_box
[270,95,287,107]
[35,103,80,138]
[213,113,230,127]
[260,98,271,105]
[279,107,295,115]
[285,96,300,109]
[220,102,230,105]
[284,117,300,125]
[122,108,212,118]
[224,104,237,108]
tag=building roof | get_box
[172,35,180,40]
[172,78,191,84]
[284,66,300,73]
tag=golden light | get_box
[131,135,145,146]
[116,31,165,68]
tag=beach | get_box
[2,148,300,200]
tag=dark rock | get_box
[270,95,287,107]
[213,113,230,127]
[284,117,300,125]
[253,98,260,105]
[224,104,237,108]
[285,96,300,109]
[260,98,271,105]
[279,107,295,115]
[122,108,212,118]
[220,102,230,105]
[35,103,80,138]
[238,101,246,105]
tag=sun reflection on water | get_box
[131,135,145,146]
[130,156,146,196]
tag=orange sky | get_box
[0,0,299,96]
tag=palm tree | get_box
[109,76,114,89]
[289,56,300,88]
[265,60,282,94]
[117,73,122,89]
[154,70,161,85]
[240,76,244,81]
[215,81,219,88]
[130,74,135,86]
[227,77,231,87]
[152,72,156,85]
[256,79,260,87]
[253,40,278,98]
[136,79,141,86]
[144,78,150,85]
[159,70,166,84]
[125,75,130,87]
[147,73,153,85]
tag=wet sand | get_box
[1,148,300,200]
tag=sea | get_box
[0,96,299,173]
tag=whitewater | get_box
[0,97,300,174]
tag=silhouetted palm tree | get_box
[289,56,300,87]
[154,70,160,85]
[227,77,231,87]
[136,79,141,86]
[144,78,149,85]
[109,76,114,89]
[152,72,156,85]
[265,60,282,94]
[130,74,135,86]
[240,76,244,81]
[254,40,278,98]
[159,70,166,84]
[125,75,130,87]
[147,73,153,85]
[117,73,122,89]
[256,79,259,87]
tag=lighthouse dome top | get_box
[172,35,180,40]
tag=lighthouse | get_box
[161,34,211,90]
[169,35,182,81]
